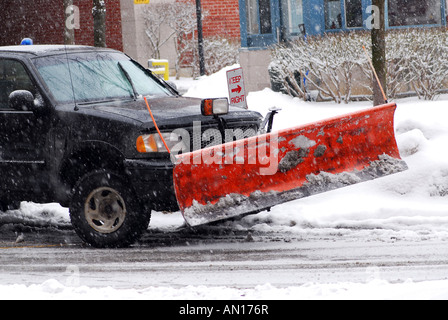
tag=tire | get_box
[69,170,151,248]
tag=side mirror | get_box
[9,90,35,111]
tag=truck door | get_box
[0,58,48,193]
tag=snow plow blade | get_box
[173,103,407,227]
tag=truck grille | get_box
[191,125,258,151]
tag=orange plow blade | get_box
[173,103,407,227]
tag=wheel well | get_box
[59,142,126,191]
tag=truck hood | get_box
[91,96,262,130]
[93,96,202,122]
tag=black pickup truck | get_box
[0,45,262,247]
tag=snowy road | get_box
[1,222,448,290]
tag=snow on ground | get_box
[1,65,448,299]
[2,278,448,300]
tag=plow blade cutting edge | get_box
[173,103,408,227]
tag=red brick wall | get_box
[182,0,241,40]
[0,0,123,51]
[0,0,63,46]
[74,0,123,50]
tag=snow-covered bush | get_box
[143,3,179,60]
[405,29,448,101]
[385,28,448,101]
[198,37,240,77]
[271,28,448,103]
[175,36,239,79]
[176,36,239,78]
[270,32,369,103]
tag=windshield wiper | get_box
[118,62,139,101]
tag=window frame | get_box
[0,58,38,111]
[344,0,364,29]
[386,0,445,29]
[325,0,366,31]
[324,0,344,31]
[280,0,305,38]
[238,0,447,49]
[240,0,281,48]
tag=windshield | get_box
[32,51,172,104]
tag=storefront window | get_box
[345,0,363,28]
[247,0,260,34]
[388,0,442,26]
[325,0,342,30]
[259,0,273,34]
[281,0,304,35]
[240,0,446,48]
[246,0,273,35]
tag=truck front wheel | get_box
[69,170,151,248]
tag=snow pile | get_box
[2,278,448,300]
[0,202,70,228]
[183,64,240,100]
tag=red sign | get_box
[227,67,247,109]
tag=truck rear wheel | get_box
[69,170,151,248]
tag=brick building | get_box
[0,0,123,51]
[189,0,241,40]
[0,0,241,77]
[122,0,242,75]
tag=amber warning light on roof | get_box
[134,0,149,4]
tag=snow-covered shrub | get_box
[406,29,448,101]
[169,2,202,79]
[270,32,370,104]
[271,28,448,103]
[201,37,240,76]
[269,47,308,100]
[179,37,239,78]
[143,3,180,60]
[385,30,415,100]
[386,28,448,101]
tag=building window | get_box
[246,0,260,34]
[388,0,442,26]
[281,0,304,35]
[345,0,363,28]
[246,0,273,35]
[325,0,342,30]
[259,0,273,34]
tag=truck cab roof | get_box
[0,45,116,56]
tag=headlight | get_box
[201,98,229,116]
[136,132,188,153]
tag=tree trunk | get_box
[93,0,107,47]
[371,0,387,105]
[195,0,206,76]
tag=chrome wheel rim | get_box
[84,187,127,234]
